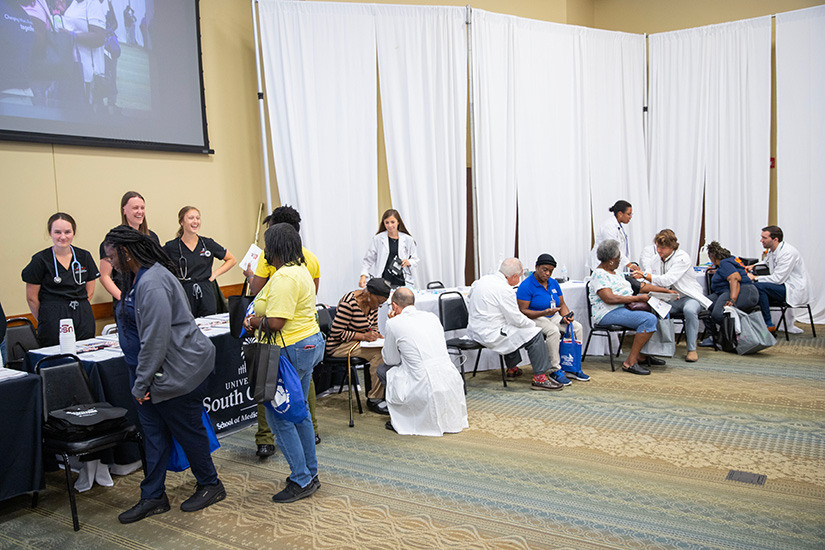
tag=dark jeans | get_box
[708,285,760,325]
[503,332,553,375]
[136,378,218,500]
[753,282,786,327]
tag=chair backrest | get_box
[438,291,469,332]
[101,324,118,335]
[427,281,445,289]
[35,354,95,418]
[584,282,595,329]
[705,269,715,297]
[316,304,334,338]
[6,317,39,362]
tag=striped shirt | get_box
[328,291,379,349]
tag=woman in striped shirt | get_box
[328,278,391,414]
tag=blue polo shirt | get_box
[516,273,563,313]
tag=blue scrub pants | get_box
[754,282,786,327]
[265,332,324,489]
[136,378,218,500]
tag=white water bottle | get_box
[59,318,76,354]
[560,265,568,282]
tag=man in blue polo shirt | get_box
[516,254,589,383]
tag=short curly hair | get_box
[706,241,731,262]
[654,229,679,250]
[596,240,621,263]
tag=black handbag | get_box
[242,317,281,403]
[719,314,738,353]
[44,402,128,441]
[228,280,254,338]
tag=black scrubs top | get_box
[163,236,226,283]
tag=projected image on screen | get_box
[0,0,209,152]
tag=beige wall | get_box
[2,0,820,316]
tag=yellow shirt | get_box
[255,246,320,281]
[253,264,319,347]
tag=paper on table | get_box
[360,338,384,348]
[239,244,263,272]
[648,296,672,318]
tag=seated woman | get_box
[589,239,676,375]
[704,241,759,337]
[327,278,391,414]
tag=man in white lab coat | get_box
[466,258,564,391]
[748,225,811,331]
[378,288,468,436]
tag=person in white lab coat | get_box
[359,209,419,289]
[633,229,712,362]
[467,258,564,391]
[377,288,468,436]
[590,200,635,272]
[748,225,811,331]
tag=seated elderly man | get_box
[516,254,589,384]
[467,258,563,391]
[377,288,469,436]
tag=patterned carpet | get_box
[1,328,824,549]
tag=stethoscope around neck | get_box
[177,236,210,281]
[52,246,83,285]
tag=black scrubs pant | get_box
[37,299,95,347]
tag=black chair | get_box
[5,317,40,370]
[772,302,817,341]
[426,281,445,289]
[437,291,507,388]
[315,305,367,427]
[582,282,627,371]
[35,354,146,531]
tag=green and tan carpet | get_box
[2,329,824,549]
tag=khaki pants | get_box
[330,341,384,400]
[534,314,583,370]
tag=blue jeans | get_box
[708,285,759,325]
[265,331,324,488]
[669,297,702,351]
[600,307,658,333]
[753,282,785,327]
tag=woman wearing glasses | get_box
[163,206,236,317]
[22,213,99,346]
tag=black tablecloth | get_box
[0,373,44,501]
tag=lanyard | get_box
[52,246,83,285]
[618,224,629,257]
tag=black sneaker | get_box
[256,444,276,457]
[285,475,320,490]
[272,478,319,503]
[367,399,390,415]
[118,494,170,524]
[180,480,226,512]
[315,434,321,445]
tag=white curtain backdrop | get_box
[257,0,377,305]
[703,18,771,260]
[648,28,710,258]
[581,28,651,267]
[514,19,591,279]
[776,5,825,323]
[470,10,518,275]
[375,5,467,289]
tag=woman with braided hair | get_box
[103,225,226,524]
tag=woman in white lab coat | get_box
[359,209,419,289]
[590,200,635,272]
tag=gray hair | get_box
[596,239,621,263]
[499,257,523,278]
[391,287,415,308]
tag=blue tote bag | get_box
[167,408,221,472]
[264,355,308,424]
[559,323,582,373]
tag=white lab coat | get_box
[759,242,810,307]
[467,272,539,355]
[639,244,659,275]
[649,249,712,308]
[590,215,632,271]
[382,306,468,436]
[360,232,419,287]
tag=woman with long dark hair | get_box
[22,212,99,346]
[359,209,419,288]
[103,225,225,524]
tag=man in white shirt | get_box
[377,288,468,436]
[633,229,712,362]
[748,226,811,331]
[466,258,563,391]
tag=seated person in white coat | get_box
[377,288,468,436]
[359,209,419,289]
[516,254,589,384]
[747,225,811,332]
[466,258,564,392]
[633,229,711,362]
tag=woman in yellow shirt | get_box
[243,223,324,503]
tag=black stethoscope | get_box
[52,246,83,285]
[177,236,210,281]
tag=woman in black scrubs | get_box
[163,206,236,317]
[22,213,99,346]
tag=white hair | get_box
[499,257,523,278]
